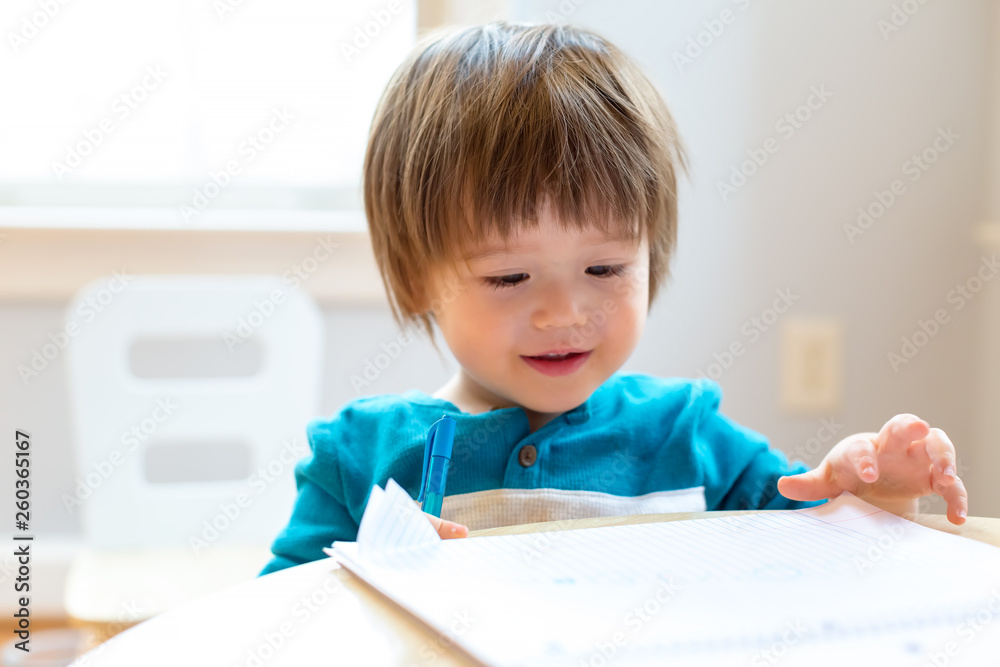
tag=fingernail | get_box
[862,465,875,476]
[944,466,956,478]
[451,525,459,533]
[958,509,967,518]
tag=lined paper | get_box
[327,480,1000,666]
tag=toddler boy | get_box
[260,21,966,576]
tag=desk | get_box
[75,511,1000,667]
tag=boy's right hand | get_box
[424,511,469,539]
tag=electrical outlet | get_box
[780,317,843,414]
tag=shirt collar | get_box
[405,389,592,424]
[563,396,592,424]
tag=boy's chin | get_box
[515,388,596,416]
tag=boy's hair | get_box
[363,21,687,344]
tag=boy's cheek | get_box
[426,273,468,314]
[613,269,650,300]
[609,277,649,316]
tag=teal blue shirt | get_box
[259,373,823,576]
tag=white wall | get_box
[975,2,1000,519]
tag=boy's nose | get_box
[531,283,589,330]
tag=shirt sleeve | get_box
[258,417,361,577]
[686,379,827,512]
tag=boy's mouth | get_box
[521,350,592,376]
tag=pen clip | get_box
[417,414,448,505]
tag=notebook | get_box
[325,479,1000,666]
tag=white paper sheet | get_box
[326,480,1000,666]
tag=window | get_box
[0,0,417,229]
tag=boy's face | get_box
[426,201,650,428]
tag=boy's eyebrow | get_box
[463,233,635,261]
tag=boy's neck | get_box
[432,373,508,414]
[432,373,561,433]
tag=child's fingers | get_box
[923,428,968,524]
[923,427,958,481]
[880,414,929,449]
[778,436,877,502]
[846,438,879,484]
[922,429,967,524]
[936,473,969,525]
[440,520,469,539]
[776,466,840,501]
[424,512,469,539]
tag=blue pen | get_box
[417,415,455,518]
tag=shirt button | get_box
[518,444,537,468]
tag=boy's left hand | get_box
[776,414,968,525]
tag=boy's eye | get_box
[587,265,627,279]
[482,273,528,290]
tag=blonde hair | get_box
[363,21,687,345]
